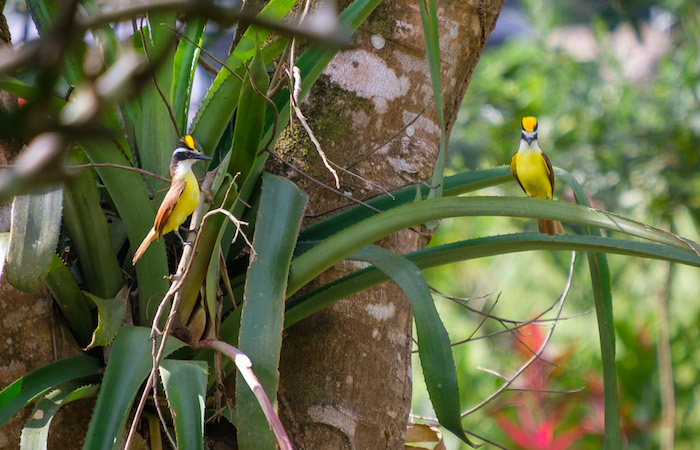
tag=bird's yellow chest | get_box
[513,149,552,200]
[162,172,200,235]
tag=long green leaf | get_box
[286,233,700,327]
[349,245,473,445]
[83,326,185,449]
[236,174,308,449]
[299,167,512,243]
[0,356,101,426]
[6,186,63,292]
[171,18,206,132]
[44,255,94,347]
[417,0,447,204]
[176,175,239,324]
[587,250,620,449]
[131,15,179,182]
[160,360,208,450]
[287,196,700,297]
[0,77,65,112]
[20,383,99,450]
[63,150,123,299]
[558,170,621,447]
[26,0,84,83]
[228,43,269,185]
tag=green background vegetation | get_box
[412,0,700,448]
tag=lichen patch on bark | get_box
[324,49,411,114]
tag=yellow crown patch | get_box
[521,116,538,133]
[184,135,195,150]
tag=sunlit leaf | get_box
[20,383,99,449]
[236,174,307,449]
[160,360,208,450]
[6,186,63,292]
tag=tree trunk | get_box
[276,1,504,448]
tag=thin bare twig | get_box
[507,386,585,395]
[462,292,500,344]
[195,339,293,450]
[267,151,381,213]
[67,162,171,183]
[286,65,340,188]
[285,0,339,189]
[460,251,577,418]
[328,159,395,198]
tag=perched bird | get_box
[132,135,211,264]
[509,116,564,236]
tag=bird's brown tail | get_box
[538,219,564,236]
[132,228,157,264]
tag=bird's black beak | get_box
[194,153,212,161]
[525,136,534,145]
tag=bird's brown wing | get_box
[153,178,186,239]
[510,153,526,193]
[542,151,555,197]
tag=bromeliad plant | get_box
[1,1,700,449]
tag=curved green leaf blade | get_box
[558,170,621,448]
[299,167,512,243]
[172,18,206,132]
[44,255,94,347]
[64,150,123,299]
[83,326,185,449]
[20,383,99,450]
[286,233,700,327]
[6,186,63,292]
[587,249,619,449]
[159,360,208,450]
[227,43,269,186]
[26,0,83,83]
[131,16,178,181]
[348,245,473,445]
[287,195,700,298]
[0,355,101,426]
[418,0,446,205]
[237,174,308,449]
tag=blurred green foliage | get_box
[415,0,700,448]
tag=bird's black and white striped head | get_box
[521,116,538,146]
[170,135,211,175]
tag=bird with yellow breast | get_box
[509,116,564,236]
[132,135,211,264]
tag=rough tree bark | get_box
[275,1,504,448]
